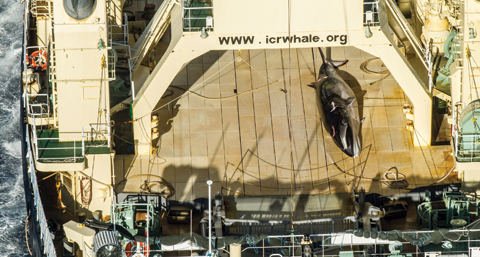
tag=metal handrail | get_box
[30,117,85,162]
[238,232,480,257]
[30,0,53,18]
[182,4,214,32]
[82,122,112,147]
[363,0,380,26]
[28,93,50,118]
[34,136,85,162]
[454,131,480,162]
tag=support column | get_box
[357,44,432,146]
[132,35,208,154]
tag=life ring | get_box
[125,241,151,257]
[27,50,48,71]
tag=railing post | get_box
[82,136,85,157]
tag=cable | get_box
[169,79,280,100]
[466,45,480,101]
[134,58,236,122]
[430,166,455,185]
[285,4,297,228]
[413,128,436,181]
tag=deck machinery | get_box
[19,0,480,256]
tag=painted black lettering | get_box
[231,36,243,44]
[266,36,268,44]
[302,36,308,43]
[269,37,276,44]
[294,35,301,43]
[340,35,347,45]
[243,36,254,44]
[327,35,334,42]
[277,37,281,43]
[282,36,293,43]
[313,36,319,42]
[334,35,339,41]
[218,37,230,45]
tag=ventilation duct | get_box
[63,0,96,20]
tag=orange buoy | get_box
[27,50,48,71]
[125,241,151,257]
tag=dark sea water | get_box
[0,0,30,255]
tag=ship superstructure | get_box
[19,0,480,256]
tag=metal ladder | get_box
[45,2,59,128]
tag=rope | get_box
[359,57,391,86]
[25,215,32,256]
[246,235,258,254]
[382,167,409,189]
[115,174,175,198]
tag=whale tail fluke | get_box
[318,47,348,68]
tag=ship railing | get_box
[106,0,123,28]
[112,43,136,99]
[26,125,57,256]
[107,13,130,81]
[24,46,52,120]
[34,136,85,163]
[82,122,112,148]
[454,131,480,162]
[363,0,380,27]
[28,94,50,118]
[108,13,129,46]
[30,118,85,163]
[111,43,132,70]
[29,121,111,163]
[30,0,53,18]
[182,2,214,32]
[238,232,480,257]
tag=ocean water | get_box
[0,0,30,256]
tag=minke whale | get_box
[314,48,362,158]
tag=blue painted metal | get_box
[417,190,480,230]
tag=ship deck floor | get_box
[114,47,456,202]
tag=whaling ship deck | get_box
[114,46,455,201]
